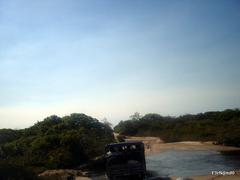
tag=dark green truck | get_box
[105,141,146,180]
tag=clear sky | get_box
[0,0,240,128]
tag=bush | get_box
[114,109,240,146]
[0,113,115,173]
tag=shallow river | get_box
[146,150,240,177]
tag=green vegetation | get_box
[1,109,240,179]
[0,113,114,179]
[114,109,240,147]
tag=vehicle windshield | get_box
[106,143,144,164]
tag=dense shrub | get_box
[0,113,115,173]
[114,109,240,146]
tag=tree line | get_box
[114,109,240,147]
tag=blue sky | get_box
[0,0,240,128]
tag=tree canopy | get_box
[0,113,115,175]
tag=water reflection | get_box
[146,150,240,177]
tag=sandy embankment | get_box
[124,135,240,156]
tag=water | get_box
[146,150,240,177]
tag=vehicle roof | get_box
[106,141,144,148]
